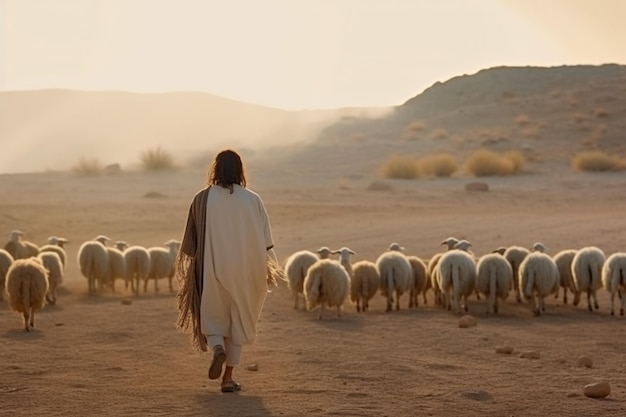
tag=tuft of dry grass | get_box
[380,155,420,179]
[572,151,626,172]
[418,153,458,177]
[466,149,525,177]
[140,147,177,171]
[595,107,610,118]
[514,114,531,127]
[72,157,103,176]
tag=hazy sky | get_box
[1,0,625,109]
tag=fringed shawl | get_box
[175,187,210,352]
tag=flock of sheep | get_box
[284,238,626,319]
[0,230,180,331]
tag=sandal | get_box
[221,381,242,393]
[208,345,227,380]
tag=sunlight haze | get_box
[2,0,625,109]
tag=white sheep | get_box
[571,246,606,312]
[0,249,14,301]
[427,237,460,306]
[123,245,151,295]
[5,258,49,331]
[304,259,350,319]
[331,247,356,278]
[146,240,180,293]
[38,244,67,269]
[407,255,428,308]
[350,260,380,312]
[376,249,412,312]
[4,230,39,260]
[503,245,531,302]
[77,240,109,295]
[476,253,512,314]
[552,249,577,304]
[285,247,331,310]
[106,246,127,293]
[37,251,63,305]
[437,247,477,314]
[518,252,559,316]
[602,252,626,316]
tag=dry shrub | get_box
[514,114,530,127]
[418,153,458,177]
[430,128,448,140]
[140,147,176,171]
[466,149,525,177]
[72,157,103,176]
[380,155,420,179]
[595,108,610,118]
[572,151,626,172]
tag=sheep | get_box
[518,252,559,316]
[475,253,512,314]
[0,249,14,301]
[503,245,531,302]
[37,251,63,305]
[331,247,356,278]
[5,258,49,331]
[437,247,477,314]
[39,244,67,269]
[350,260,380,312]
[571,246,606,312]
[552,249,577,304]
[4,230,39,260]
[376,249,412,312]
[123,245,151,295]
[427,237,460,306]
[146,240,180,293]
[105,246,127,293]
[285,247,332,310]
[77,240,109,295]
[407,255,428,308]
[48,236,69,249]
[602,252,626,316]
[303,259,350,319]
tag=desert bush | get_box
[140,147,176,171]
[418,153,458,177]
[380,155,420,179]
[595,108,609,118]
[572,151,625,172]
[72,157,103,176]
[466,149,525,177]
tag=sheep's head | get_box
[9,230,24,242]
[115,241,129,251]
[93,235,111,245]
[317,246,331,259]
[454,240,472,252]
[331,247,356,262]
[492,246,507,255]
[388,242,404,252]
[531,242,546,253]
[440,237,459,250]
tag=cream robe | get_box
[200,185,274,345]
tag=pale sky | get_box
[1,0,625,110]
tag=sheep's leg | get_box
[463,294,469,312]
[364,299,369,312]
[143,278,149,293]
[494,297,499,314]
[475,289,481,300]
[573,290,581,306]
[587,291,593,312]
[386,293,392,312]
[592,290,599,310]
[538,296,545,315]
[29,308,35,328]
[409,290,415,308]
[422,291,428,306]
[563,288,568,304]
[610,290,615,316]
[395,291,401,311]
[620,289,625,316]
[356,298,361,312]
[22,310,30,332]
[168,277,174,293]
[336,305,341,318]
[293,293,299,310]
[154,278,159,294]
[134,276,140,295]
[532,295,540,316]
[125,280,129,290]
[318,303,324,320]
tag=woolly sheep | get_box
[518,252,559,316]
[4,230,39,260]
[476,253,512,314]
[602,252,626,316]
[123,245,151,295]
[437,248,477,314]
[331,247,356,279]
[376,249,412,312]
[0,249,14,301]
[552,249,577,304]
[77,240,109,295]
[37,251,63,305]
[5,258,49,331]
[350,260,380,312]
[571,246,606,312]
[503,245,531,302]
[285,248,331,310]
[39,244,67,269]
[304,259,350,319]
[407,255,428,308]
[146,240,180,293]
[428,237,460,306]
[105,246,127,293]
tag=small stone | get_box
[566,392,579,398]
[583,382,610,398]
[519,351,540,359]
[458,315,477,328]
[577,356,593,368]
[495,346,514,355]
[120,299,133,305]
[246,363,259,372]
[465,182,489,192]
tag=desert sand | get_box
[1,158,625,417]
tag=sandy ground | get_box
[1,164,626,417]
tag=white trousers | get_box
[207,334,242,367]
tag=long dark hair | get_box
[207,149,247,193]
